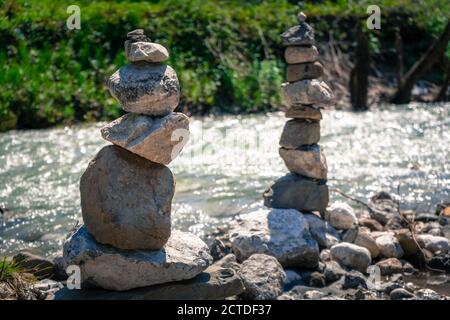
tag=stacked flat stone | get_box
[263,12,333,213]
[62,30,212,291]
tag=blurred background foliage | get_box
[0,0,449,131]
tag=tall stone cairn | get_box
[62,29,212,291]
[263,12,332,214]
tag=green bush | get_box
[0,0,448,131]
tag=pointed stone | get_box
[281,23,314,46]
[284,46,319,64]
[285,104,322,120]
[263,174,329,212]
[127,29,151,42]
[279,145,328,180]
[279,119,320,148]
[101,112,189,165]
[62,226,212,291]
[80,145,175,250]
[107,64,180,117]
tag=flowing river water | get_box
[0,103,449,261]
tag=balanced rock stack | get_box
[263,12,333,213]
[62,29,212,291]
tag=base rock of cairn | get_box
[63,226,212,291]
[80,145,174,250]
[229,209,319,268]
[63,29,211,291]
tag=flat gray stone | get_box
[281,79,333,107]
[229,208,319,268]
[279,145,328,180]
[62,226,212,291]
[101,112,189,165]
[279,119,320,148]
[80,145,174,250]
[284,46,319,64]
[263,174,329,213]
[286,61,324,82]
[54,265,242,300]
[108,63,179,117]
[285,104,322,120]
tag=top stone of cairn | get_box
[281,12,314,46]
[125,29,169,63]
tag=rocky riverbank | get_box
[2,191,449,300]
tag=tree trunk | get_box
[350,23,369,111]
[395,30,404,87]
[435,60,450,102]
[392,21,450,104]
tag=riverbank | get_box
[1,0,449,131]
[2,191,449,300]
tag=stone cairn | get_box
[62,29,212,291]
[227,13,335,271]
[263,12,332,214]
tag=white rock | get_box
[125,41,169,62]
[325,202,358,230]
[239,254,286,300]
[229,209,319,268]
[330,243,371,273]
[101,112,189,165]
[63,226,212,291]
[376,234,404,258]
[416,234,450,254]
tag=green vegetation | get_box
[0,0,448,131]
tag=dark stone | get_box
[427,252,450,272]
[263,174,329,213]
[390,288,416,300]
[209,238,230,261]
[371,191,393,201]
[323,261,346,284]
[309,272,326,288]
[408,249,433,269]
[341,271,367,290]
[127,29,151,42]
[281,23,314,46]
[54,266,243,300]
[415,213,439,222]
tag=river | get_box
[0,103,449,258]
